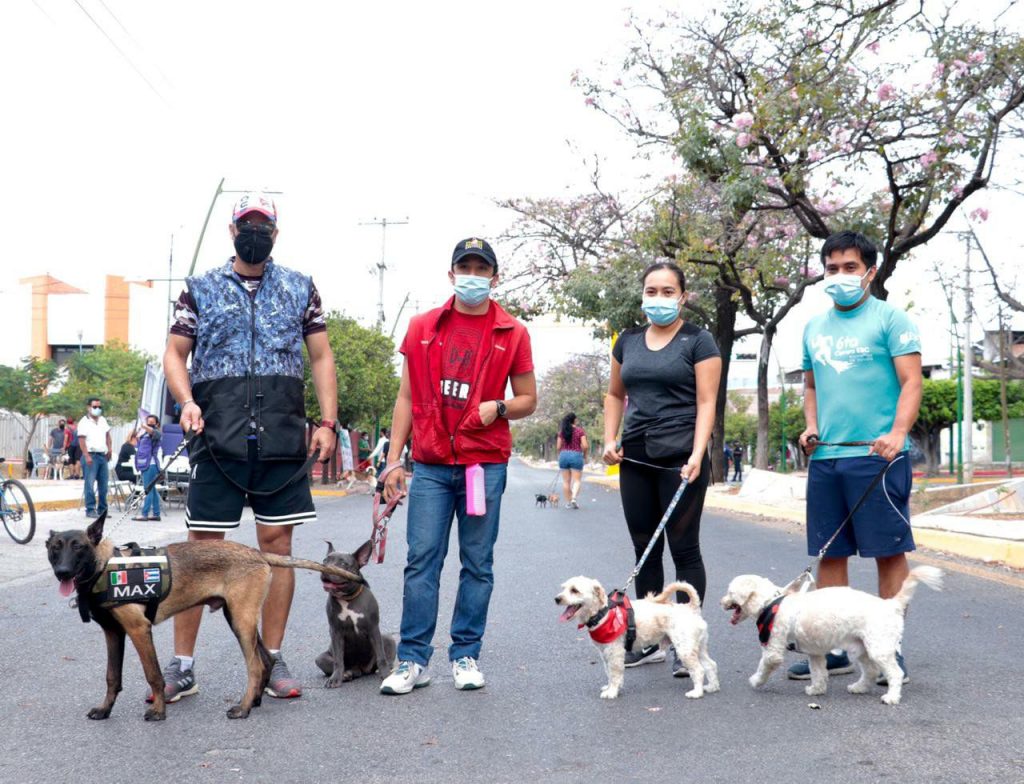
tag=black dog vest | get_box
[78,543,172,624]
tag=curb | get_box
[312,488,349,498]
[34,500,82,512]
[585,475,1024,569]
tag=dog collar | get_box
[329,584,364,601]
[581,602,628,644]
[755,595,785,647]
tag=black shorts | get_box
[185,441,315,532]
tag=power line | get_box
[69,0,168,106]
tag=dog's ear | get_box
[46,530,56,545]
[325,540,335,555]
[593,582,607,606]
[354,539,373,568]
[86,513,106,546]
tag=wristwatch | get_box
[494,400,508,418]
[319,419,339,434]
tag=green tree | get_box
[512,352,609,460]
[0,357,64,462]
[912,378,1024,475]
[304,312,400,429]
[768,389,807,470]
[58,341,152,423]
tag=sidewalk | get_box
[585,468,1024,569]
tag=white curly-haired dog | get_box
[555,575,719,700]
[720,566,943,705]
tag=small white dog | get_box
[555,575,719,700]
[720,566,943,705]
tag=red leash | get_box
[371,464,404,564]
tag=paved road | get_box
[1,460,1021,783]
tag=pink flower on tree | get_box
[736,132,753,148]
[951,59,969,76]
[867,40,880,53]
[967,50,986,64]
[734,111,755,130]
[584,97,596,107]
[877,83,896,101]
[773,276,791,287]
[918,150,939,167]
[969,207,989,222]
[933,63,945,79]
[790,88,799,101]
[953,185,964,198]
[807,148,825,162]
[613,78,623,87]
[944,132,967,146]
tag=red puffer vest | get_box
[402,297,531,465]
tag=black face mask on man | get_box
[233,226,274,265]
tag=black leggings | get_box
[619,441,711,604]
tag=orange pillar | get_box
[105,275,131,345]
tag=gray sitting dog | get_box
[315,540,396,687]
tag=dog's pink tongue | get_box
[558,606,576,623]
[59,579,75,597]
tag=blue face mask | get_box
[453,274,493,307]
[642,296,681,326]
[823,271,869,307]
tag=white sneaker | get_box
[380,661,430,695]
[452,656,485,690]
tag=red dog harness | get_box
[581,592,635,648]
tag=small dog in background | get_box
[535,493,549,508]
[555,575,719,700]
[316,540,396,687]
[720,566,942,705]
[548,493,560,508]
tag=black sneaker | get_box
[623,645,666,668]
[670,647,690,678]
[146,658,198,703]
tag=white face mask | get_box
[823,271,870,306]
[90,406,102,417]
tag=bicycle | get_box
[0,458,36,544]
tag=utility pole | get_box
[360,217,409,329]
[999,304,1012,477]
[962,234,974,483]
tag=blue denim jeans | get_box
[397,462,507,666]
[82,453,109,515]
[140,463,161,517]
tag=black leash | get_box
[801,433,875,454]
[201,432,319,497]
[617,477,690,595]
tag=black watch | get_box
[494,400,508,418]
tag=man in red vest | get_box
[380,237,536,695]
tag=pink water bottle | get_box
[466,464,486,516]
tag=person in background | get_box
[724,442,733,481]
[602,260,722,676]
[556,412,588,509]
[78,397,112,518]
[64,415,81,479]
[48,419,67,480]
[731,442,745,482]
[133,414,163,521]
[116,431,138,482]
[369,427,391,475]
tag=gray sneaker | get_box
[265,654,303,698]
[670,647,690,678]
[146,658,198,703]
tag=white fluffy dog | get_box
[720,566,943,705]
[555,576,719,700]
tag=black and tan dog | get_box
[315,540,396,686]
[46,513,361,722]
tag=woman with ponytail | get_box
[556,412,588,509]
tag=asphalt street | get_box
[1,460,1022,784]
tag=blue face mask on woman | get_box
[453,274,493,307]
[642,296,681,326]
[823,271,869,307]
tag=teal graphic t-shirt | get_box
[801,296,921,460]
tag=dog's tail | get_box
[261,554,362,583]
[890,566,943,613]
[648,581,701,609]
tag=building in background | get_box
[1,274,169,365]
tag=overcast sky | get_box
[3,0,1021,375]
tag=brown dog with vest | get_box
[45,513,361,721]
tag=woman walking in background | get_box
[556,412,588,509]
[602,260,722,674]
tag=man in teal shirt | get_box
[788,231,923,683]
